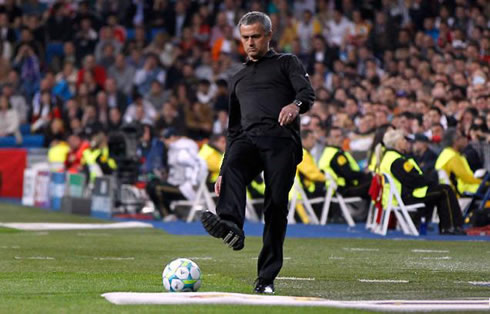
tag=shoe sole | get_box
[201,211,245,250]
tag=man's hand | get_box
[278,104,300,126]
[215,176,223,196]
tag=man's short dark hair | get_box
[238,11,272,33]
[429,106,442,116]
[442,128,458,147]
[326,126,342,137]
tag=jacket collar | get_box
[244,49,277,65]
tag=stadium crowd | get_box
[0,0,489,225]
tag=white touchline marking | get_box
[14,256,55,260]
[468,281,490,286]
[412,249,449,253]
[76,233,111,236]
[329,256,345,260]
[343,248,379,252]
[277,277,315,281]
[0,245,20,249]
[94,257,135,261]
[0,222,152,231]
[359,279,409,283]
[253,257,291,260]
[186,257,213,260]
[422,256,451,260]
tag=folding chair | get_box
[287,178,321,224]
[181,178,217,222]
[319,172,360,227]
[180,178,261,223]
[372,173,424,236]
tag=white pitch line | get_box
[468,281,490,286]
[0,245,20,249]
[252,257,291,260]
[185,257,213,260]
[359,279,409,283]
[277,277,315,281]
[94,257,135,261]
[343,248,379,252]
[76,233,111,237]
[422,256,451,260]
[329,256,345,260]
[0,222,152,231]
[14,256,55,260]
[412,249,449,253]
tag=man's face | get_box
[240,23,271,61]
[329,129,343,146]
[413,141,427,155]
[302,133,316,150]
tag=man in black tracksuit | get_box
[200,11,315,294]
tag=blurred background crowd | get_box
[0,0,488,218]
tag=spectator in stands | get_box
[145,79,168,112]
[124,93,156,125]
[107,107,122,131]
[133,53,166,95]
[12,43,41,101]
[104,77,128,114]
[2,83,27,124]
[77,54,106,90]
[95,26,122,65]
[185,100,213,140]
[108,53,136,96]
[0,12,16,43]
[0,94,21,144]
[75,17,98,62]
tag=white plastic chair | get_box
[319,172,360,227]
[287,178,321,224]
[372,173,424,236]
[178,178,261,223]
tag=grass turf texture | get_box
[0,204,489,314]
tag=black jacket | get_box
[221,49,315,174]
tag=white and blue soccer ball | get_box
[162,258,201,292]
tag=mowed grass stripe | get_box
[0,204,489,313]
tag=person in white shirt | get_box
[325,8,353,48]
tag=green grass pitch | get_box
[0,203,489,313]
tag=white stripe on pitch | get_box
[359,279,409,283]
[277,277,315,281]
[343,248,379,252]
[14,256,55,260]
[412,249,449,253]
[422,256,451,260]
[94,257,135,261]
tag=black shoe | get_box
[200,211,245,250]
[254,278,275,294]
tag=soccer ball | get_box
[162,258,201,292]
